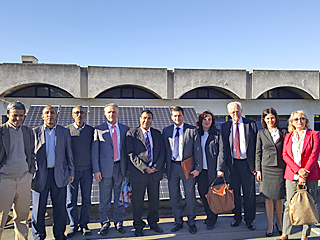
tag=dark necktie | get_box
[234,122,241,159]
[172,127,180,160]
[145,132,152,166]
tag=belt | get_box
[233,158,247,161]
[114,161,120,164]
[47,167,54,171]
[171,160,181,164]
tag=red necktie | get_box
[112,125,119,160]
[234,122,241,159]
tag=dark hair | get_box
[141,109,153,118]
[7,101,26,114]
[171,106,184,115]
[261,107,279,128]
[196,110,216,136]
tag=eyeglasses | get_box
[72,111,85,114]
[293,117,306,122]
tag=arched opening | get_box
[180,87,238,99]
[257,87,313,99]
[5,84,73,98]
[96,85,160,99]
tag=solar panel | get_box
[24,105,59,128]
[87,106,105,127]
[118,106,143,128]
[145,106,172,131]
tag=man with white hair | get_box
[221,101,257,230]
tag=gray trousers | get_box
[283,179,318,237]
[98,163,125,227]
[0,172,32,240]
[168,161,196,226]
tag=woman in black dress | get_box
[196,110,225,230]
[255,108,286,237]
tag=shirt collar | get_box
[174,122,184,130]
[44,124,57,131]
[232,117,243,124]
[73,122,85,130]
[141,127,150,135]
[7,122,21,130]
[107,121,118,129]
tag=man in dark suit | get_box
[126,110,165,237]
[66,106,94,237]
[92,103,129,235]
[0,102,36,240]
[221,101,257,230]
[162,106,202,234]
[31,106,75,240]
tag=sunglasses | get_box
[73,111,85,114]
[293,117,306,122]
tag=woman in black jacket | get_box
[196,110,225,230]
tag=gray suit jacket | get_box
[92,122,129,179]
[255,128,286,172]
[31,125,75,192]
[126,127,165,182]
[162,123,203,179]
[0,122,36,174]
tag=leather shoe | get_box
[231,219,241,227]
[205,224,215,230]
[80,226,92,236]
[247,222,256,230]
[189,225,197,234]
[54,235,67,240]
[275,223,282,235]
[265,230,273,237]
[171,223,183,232]
[116,225,126,234]
[98,225,109,236]
[150,224,163,233]
[134,230,144,237]
[66,227,77,237]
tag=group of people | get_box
[0,101,319,240]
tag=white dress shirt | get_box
[232,117,247,159]
[292,129,307,180]
[172,123,184,161]
[141,127,153,166]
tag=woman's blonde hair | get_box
[288,110,310,133]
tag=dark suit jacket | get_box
[162,123,202,179]
[32,125,75,192]
[126,127,165,182]
[255,128,286,172]
[221,118,257,173]
[203,129,225,185]
[0,122,36,174]
[92,122,129,179]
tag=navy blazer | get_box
[31,125,74,192]
[126,127,165,182]
[221,117,258,174]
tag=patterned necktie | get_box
[145,131,152,166]
[234,122,241,159]
[112,125,119,160]
[172,127,180,160]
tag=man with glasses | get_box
[66,106,94,237]
[221,101,258,230]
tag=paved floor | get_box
[2,198,320,240]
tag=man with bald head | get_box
[221,101,257,231]
[65,106,94,237]
[31,106,75,240]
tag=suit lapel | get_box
[302,130,311,154]
[228,121,233,152]
[168,125,174,151]
[137,128,146,147]
[264,128,274,145]
[119,123,126,149]
[103,122,113,145]
[286,133,294,159]
[243,119,250,150]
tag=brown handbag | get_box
[205,177,235,214]
[288,184,319,225]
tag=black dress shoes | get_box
[66,227,77,237]
[189,225,197,234]
[275,223,282,235]
[116,225,126,234]
[150,224,164,233]
[265,230,273,237]
[54,235,67,240]
[231,219,241,227]
[205,224,215,231]
[98,225,109,236]
[246,222,256,230]
[171,223,183,232]
[134,230,144,237]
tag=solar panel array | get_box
[24,105,206,205]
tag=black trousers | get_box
[131,176,160,231]
[197,169,218,226]
[230,159,256,224]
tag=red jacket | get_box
[282,130,320,181]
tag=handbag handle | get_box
[210,176,227,187]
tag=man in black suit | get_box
[162,106,202,234]
[126,110,165,237]
[221,101,257,230]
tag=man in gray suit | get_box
[162,106,202,234]
[31,106,75,240]
[126,110,165,237]
[0,102,36,240]
[92,103,129,236]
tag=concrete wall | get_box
[251,70,319,99]
[173,69,247,99]
[0,63,81,98]
[87,66,168,99]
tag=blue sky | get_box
[1,0,320,70]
